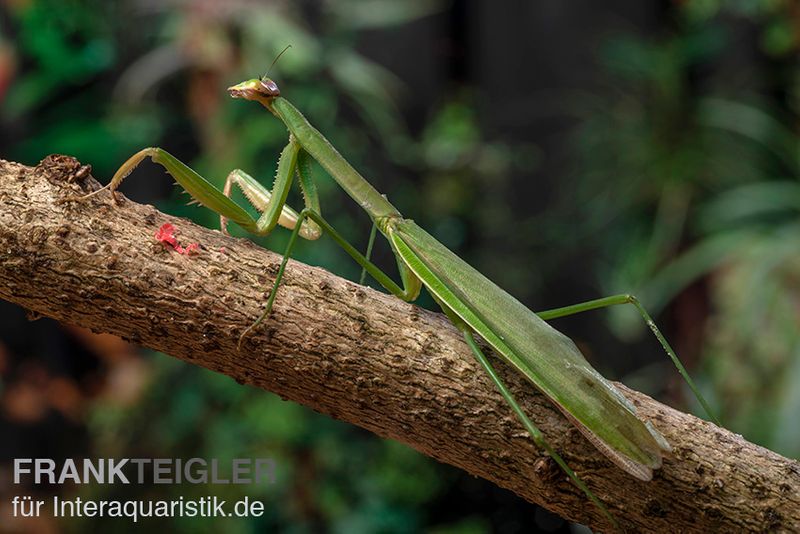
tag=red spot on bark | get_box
[155,223,178,247]
[155,223,199,255]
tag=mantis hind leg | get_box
[537,294,720,425]
[457,324,619,530]
[238,208,422,347]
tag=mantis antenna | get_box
[263,45,292,80]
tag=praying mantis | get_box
[68,73,719,528]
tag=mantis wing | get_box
[388,219,670,480]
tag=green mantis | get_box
[72,74,719,528]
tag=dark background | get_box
[1,1,798,532]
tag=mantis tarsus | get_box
[70,73,719,529]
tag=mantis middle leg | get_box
[238,207,423,346]
[62,141,321,240]
[222,155,377,285]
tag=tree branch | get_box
[0,156,797,532]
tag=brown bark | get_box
[0,155,798,532]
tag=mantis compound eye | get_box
[260,78,280,96]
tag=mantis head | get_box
[227,77,280,104]
[228,46,291,105]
